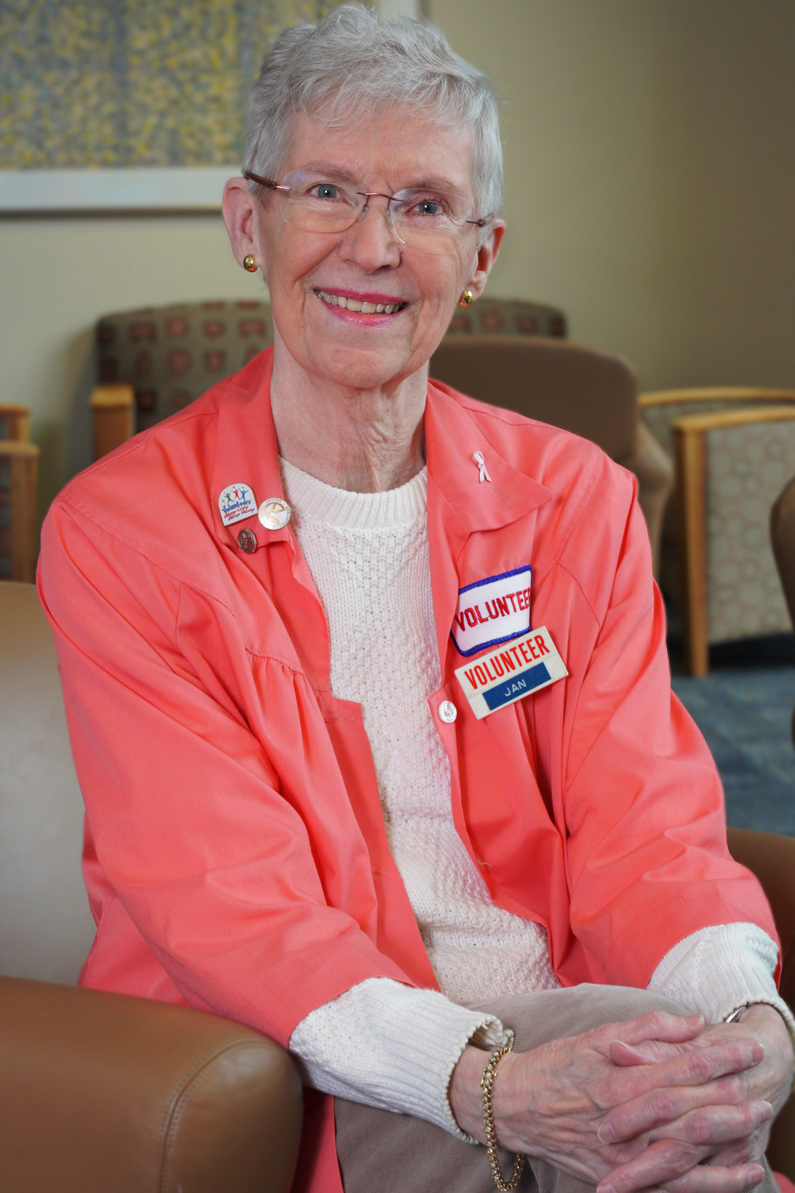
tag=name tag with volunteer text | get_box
[451,565,532,656]
[454,626,568,719]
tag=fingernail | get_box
[685,1013,704,1023]
[597,1121,616,1143]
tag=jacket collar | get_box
[210,352,555,557]
[424,380,553,538]
[211,350,292,551]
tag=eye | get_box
[305,181,351,204]
[415,199,444,216]
[400,192,454,220]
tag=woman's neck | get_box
[269,343,427,494]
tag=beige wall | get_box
[0,214,258,519]
[2,0,794,520]
[432,0,795,386]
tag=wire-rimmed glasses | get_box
[243,168,492,257]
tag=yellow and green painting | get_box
[0,0,351,169]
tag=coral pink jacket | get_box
[38,349,776,1193]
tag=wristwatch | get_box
[724,1003,753,1023]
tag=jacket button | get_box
[439,700,457,723]
[237,528,258,553]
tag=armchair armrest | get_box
[90,384,135,459]
[0,405,31,441]
[727,828,795,1178]
[617,420,673,578]
[0,976,302,1193]
[0,439,39,582]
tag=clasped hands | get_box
[449,1004,794,1193]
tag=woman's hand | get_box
[448,1008,772,1192]
[596,1003,793,1192]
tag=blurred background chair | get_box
[0,404,39,583]
[430,336,671,576]
[88,297,671,575]
[641,390,795,675]
[0,580,302,1193]
[771,474,795,747]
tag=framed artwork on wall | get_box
[0,0,418,213]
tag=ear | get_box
[467,219,506,300]
[222,178,261,271]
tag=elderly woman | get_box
[39,8,792,1193]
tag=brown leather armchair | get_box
[0,581,302,1193]
[771,474,795,747]
[430,337,672,578]
[2,580,794,1183]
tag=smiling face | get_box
[238,108,502,394]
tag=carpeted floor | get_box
[669,636,795,835]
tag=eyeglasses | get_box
[243,168,492,257]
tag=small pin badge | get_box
[237,528,257,554]
[454,626,567,720]
[258,497,291,531]
[472,451,492,483]
[219,483,258,527]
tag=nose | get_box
[339,194,401,271]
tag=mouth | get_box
[315,288,409,315]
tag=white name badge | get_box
[451,565,532,657]
[218,483,258,526]
[454,626,568,720]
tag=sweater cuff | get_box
[648,922,795,1042]
[289,976,507,1140]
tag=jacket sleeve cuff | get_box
[289,976,507,1140]
[648,922,795,1042]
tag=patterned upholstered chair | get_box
[0,405,39,584]
[640,390,795,675]
[90,296,566,449]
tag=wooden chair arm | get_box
[89,384,135,459]
[0,439,40,583]
[640,387,795,410]
[0,405,31,441]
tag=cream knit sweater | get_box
[281,460,788,1138]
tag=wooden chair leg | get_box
[674,424,709,676]
[1,441,40,584]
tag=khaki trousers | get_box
[335,984,778,1193]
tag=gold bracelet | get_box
[481,1037,526,1192]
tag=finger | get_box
[607,1037,764,1098]
[593,1012,705,1053]
[663,1163,766,1193]
[611,1040,696,1067]
[599,1081,766,1143]
[598,1139,765,1193]
[609,1034,766,1070]
[649,1101,772,1147]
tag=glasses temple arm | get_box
[242,170,289,192]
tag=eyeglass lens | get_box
[276,173,479,256]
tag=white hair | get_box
[243,3,503,220]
